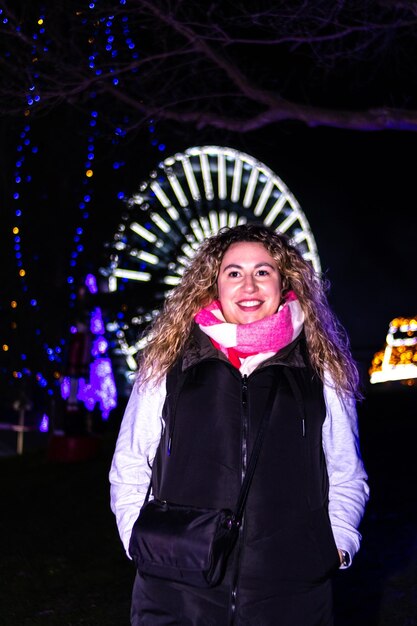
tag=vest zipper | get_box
[230,374,249,623]
[241,374,248,478]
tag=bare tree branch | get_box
[1,0,417,133]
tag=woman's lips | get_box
[236,300,263,311]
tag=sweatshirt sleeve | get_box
[322,376,370,568]
[109,376,166,557]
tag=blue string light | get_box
[2,2,168,425]
[4,9,63,412]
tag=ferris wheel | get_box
[99,145,321,372]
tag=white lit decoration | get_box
[369,317,417,384]
[100,145,321,372]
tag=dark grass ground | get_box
[1,386,416,626]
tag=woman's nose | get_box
[242,275,257,292]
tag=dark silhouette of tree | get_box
[1,0,417,134]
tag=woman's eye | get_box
[228,271,240,278]
[257,269,269,276]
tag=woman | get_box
[109,223,369,625]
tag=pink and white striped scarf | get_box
[194,291,304,368]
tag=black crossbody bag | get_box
[128,386,276,588]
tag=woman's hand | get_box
[338,549,351,567]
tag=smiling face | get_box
[217,241,282,324]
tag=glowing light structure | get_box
[60,279,118,420]
[100,145,321,372]
[369,317,417,384]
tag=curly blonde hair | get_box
[138,223,361,399]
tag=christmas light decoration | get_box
[369,317,417,384]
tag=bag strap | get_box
[233,380,278,524]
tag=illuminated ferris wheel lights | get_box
[181,157,201,201]
[150,181,171,207]
[103,145,322,373]
[150,212,170,233]
[190,219,206,242]
[291,229,308,244]
[258,169,270,183]
[219,210,229,229]
[301,251,314,262]
[113,268,152,282]
[124,341,140,356]
[227,212,240,227]
[126,355,138,370]
[164,275,181,286]
[278,211,299,233]
[166,172,189,207]
[253,179,275,216]
[131,194,144,205]
[108,276,117,292]
[136,251,159,265]
[164,156,176,167]
[263,194,288,224]
[243,167,259,208]
[199,216,212,238]
[167,206,180,221]
[177,255,190,268]
[209,210,220,233]
[181,243,196,258]
[217,153,227,200]
[199,153,214,201]
[231,158,243,203]
[130,222,157,243]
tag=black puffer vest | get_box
[145,326,340,624]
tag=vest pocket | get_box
[243,507,340,585]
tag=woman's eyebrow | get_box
[222,263,242,272]
[221,262,276,272]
